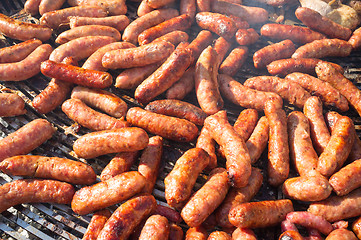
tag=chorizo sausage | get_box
[100,151,139,181]
[0,92,26,117]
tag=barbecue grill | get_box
[1,0,361,239]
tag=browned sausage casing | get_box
[196,126,217,170]
[71,171,147,215]
[204,110,252,188]
[207,231,231,240]
[166,66,195,100]
[0,179,75,213]
[326,229,358,240]
[229,199,294,229]
[181,168,230,227]
[219,46,248,76]
[97,194,157,240]
[235,28,259,46]
[292,39,352,59]
[0,39,42,63]
[186,30,213,64]
[0,119,56,162]
[126,107,198,142]
[138,215,170,240]
[0,92,26,117]
[232,228,257,240]
[352,216,361,239]
[295,7,352,40]
[154,204,182,223]
[0,155,96,185]
[73,127,149,159]
[329,159,361,196]
[348,26,361,50]
[195,12,237,40]
[233,109,258,141]
[82,209,112,240]
[185,226,208,240]
[67,0,127,16]
[246,116,269,164]
[164,148,210,209]
[69,15,130,32]
[100,151,139,181]
[152,30,189,46]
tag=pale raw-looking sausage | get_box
[0,39,42,63]
[39,0,66,15]
[0,92,26,117]
[69,15,130,32]
[67,0,127,16]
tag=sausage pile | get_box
[2,0,361,239]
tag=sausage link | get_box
[180,0,196,20]
[126,107,198,142]
[69,15,130,32]
[169,223,184,240]
[196,126,217,170]
[0,44,52,81]
[102,40,174,69]
[39,0,66,15]
[181,168,230,227]
[40,6,107,29]
[0,179,75,213]
[139,215,170,240]
[0,119,56,162]
[286,73,349,112]
[71,86,127,118]
[100,151,139,181]
[166,66,195,100]
[232,228,257,240]
[145,99,207,126]
[325,229,358,240]
[0,13,52,41]
[207,231,231,240]
[0,155,96,185]
[185,227,208,240]
[195,46,224,115]
[152,31,189,46]
[115,61,163,89]
[233,109,258,141]
[186,30,213,64]
[213,36,232,67]
[82,209,112,240]
[97,194,157,240]
[73,127,149,159]
[137,0,154,17]
[244,76,311,109]
[146,0,175,9]
[265,98,289,186]
[196,0,211,12]
[229,199,294,228]
[138,14,192,45]
[317,116,355,177]
[292,39,352,59]
[282,175,332,202]
[204,110,252,188]
[267,58,344,77]
[246,116,269,164]
[134,42,192,104]
[41,60,113,89]
[219,46,248,76]
[195,12,237,40]
[348,26,361,50]
[0,39,42,63]
[216,167,263,228]
[211,1,268,25]
[67,0,127,16]
[71,171,147,215]
[228,15,249,29]
[235,28,259,46]
[329,159,361,196]
[260,23,326,45]
[24,0,41,16]
[0,92,26,117]
[218,74,283,111]
[295,7,352,40]
[164,148,210,209]
[316,61,361,118]
[49,36,116,63]
[253,39,295,69]
[138,136,163,193]
[308,188,361,222]
[62,99,129,131]
[122,8,179,44]
[154,204,182,223]
[352,216,361,239]
[287,111,318,176]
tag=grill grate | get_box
[0,0,361,239]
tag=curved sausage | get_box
[180,0,196,20]
[0,13,52,41]
[71,86,128,118]
[0,39,42,63]
[126,107,198,142]
[164,148,210,209]
[82,209,112,240]
[0,92,26,117]
[219,46,248,76]
[71,171,147,215]
[0,179,75,213]
[100,151,139,181]
[0,119,56,162]
[69,15,130,32]
[137,0,154,17]
[97,194,157,240]
[73,127,149,159]
[138,215,170,240]
[153,204,182,223]
[246,116,269,164]
[0,155,96,185]
[286,72,349,112]
[292,39,352,59]
[195,12,237,40]
[329,159,361,196]
[0,44,52,81]
[213,36,232,67]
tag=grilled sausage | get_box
[185,227,208,240]
[146,0,175,9]
[100,151,139,181]
[0,155,96,185]
[246,116,269,164]
[233,109,258,141]
[137,0,154,17]
[71,86,127,118]
[67,0,127,16]
[235,28,259,46]
[213,36,232,67]
[24,0,41,16]
[0,179,75,213]
[39,0,66,15]
[97,194,157,240]
[204,110,252,188]
[232,228,257,240]
[152,31,189,46]
[196,126,217,170]
[0,13,52,41]
[0,92,26,117]
[0,44,52,81]
[352,216,361,239]
[286,73,349,112]
[219,46,248,76]
[329,159,361,196]
[138,215,170,240]
[186,30,213,64]
[169,223,184,240]
[0,39,42,63]
[181,168,230,227]
[325,229,357,240]
[71,171,147,215]
[195,12,237,40]
[154,204,182,223]
[82,209,112,240]
[73,127,149,159]
[348,26,361,50]
[229,199,294,228]
[180,0,196,19]
[69,15,130,32]
[164,148,210,209]
[126,107,198,142]
[0,119,56,162]
[207,231,231,240]
[292,39,352,59]
[166,66,195,100]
